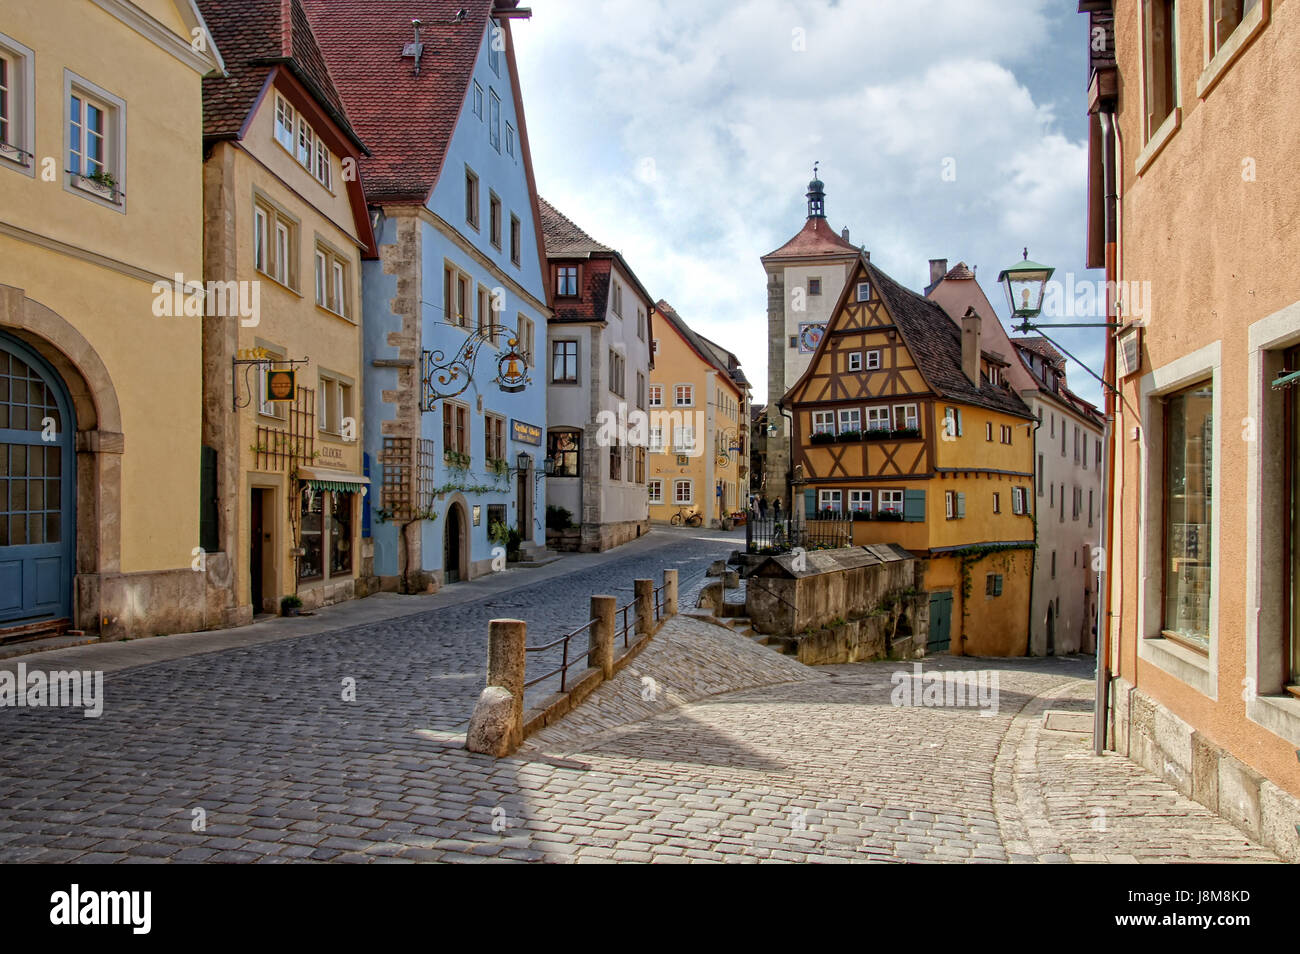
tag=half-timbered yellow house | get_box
[783,256,1036,655]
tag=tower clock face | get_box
[797,322,825,354]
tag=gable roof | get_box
[784,255,1033,420]
[540,197,656,329]
[302,0,494,203]
[762,215,860,262]
[539,197,615,256]
[942,261,976,281]
[654,301,746,397]
[1011,336,1066,368]
[198,0,364,152]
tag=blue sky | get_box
[514,0,1105,407]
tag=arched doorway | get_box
[444,503,464,584]
[0,332,76,628]
[1045,604,1056,656]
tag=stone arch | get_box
[443,493,472,582]
[0,284,124,606]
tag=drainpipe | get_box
[779,401,796,519]
[1026,412,1042,656]
[1093,106,1119,756]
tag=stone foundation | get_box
[1109,676,1300,862]
[77,555,246,639]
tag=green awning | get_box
[1270,369,1300,390]
[297,465,370,494]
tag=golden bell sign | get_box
[265,368,296,402]
[497,349,528,393]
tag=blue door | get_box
[0,333,75,627]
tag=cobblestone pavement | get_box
[0,530,1280,862]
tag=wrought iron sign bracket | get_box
[421,323,530,411]
[232,354,309,411]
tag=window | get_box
[442,402,470,456]
[992,492,1001,514]
[254,201,297,288]
[1037,454,1044,495]
[674,425,696,454]
[648,479,663,503]
[879,490,904,514]
[944,406,963,437]
[472,81,483,119]
[1210,0,1260,56]
[1162,381,1214,653]
[516,315,535,366]
[808,277,822,296]
[548,429,580,477]
[1061,423,1067,456]
[552,340,578,384]
[510,214,521,266]
[482,414,506,464]
[1096,439,1102,465]
[634,446,645,483]
[674,384,694,407]
[612,282,623,317]
[506,122,515,157]
[648,384,663,407]
[608,349,625,397]
[674,479,693,504]
[1142,0,1178,140]
[849,490,872,513]
[328,491,353,577]
[856,282,871,302]
[489,192,501,248]
[296,114,314,169]
[314,138,332,191]
[465,168,479,229]
[1051,551,1057,579]
[1083,430,1089,468]
[945,491,966,520]
[314,245,350,318]
[317,374,353,436]
[636,372,646,410]
[1074,425,1081,462]
[838,408,861,434]
[866,407,891,432]
[818,489,842,514]
[477,284,490,335]
[608,440,622,481]
[986,574,1003,597]
[648,426,664,452]
[652,338,660,356]
[488,26,501,74]
[893,404,919,431]
[1012,487,1028,515]
[1288,348,1300,686]
[489,90,501,152]
[812,411,835,435]
[274,94,295,151]
[0,40,30,168]
[637,308,647,341]
[1089,488,1095,527]
[443,265,471,327]
[848,352,863,373]
[556,265,578,296]
[1001,425,1013,444]
[866,350,882,370]
[986,421,994,441]
[68,87,111,180]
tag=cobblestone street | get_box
[0,530,1279,863]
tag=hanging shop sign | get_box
[511,419,542,445]
[265,368,297,402]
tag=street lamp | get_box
[997,247,1054,322]
[543,455,556,476]
[515,451,531,473]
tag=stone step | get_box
[0,632,100,660]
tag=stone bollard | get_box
[588,595,616,679]
[634,578,654,636]
[663,569,678,619]
[466,618,526,757]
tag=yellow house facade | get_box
[198,0,376,618]
[647,302,749,528]
[0,0,224,639]
[784,257,1036,655]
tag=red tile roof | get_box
[942,261,976,281]
[301,0,495,203]
[539,197,615,256]
[199,0,363,151]
[762,216,860,261]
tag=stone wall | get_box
[1110,675,1300,862]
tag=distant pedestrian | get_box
[758,495,769,519]
[772,497,782,521]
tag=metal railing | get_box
[523,617,596,693]
[653,582,667,621]
[616,600,636,649]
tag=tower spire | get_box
[806,163,825,219]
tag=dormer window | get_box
[556,266,578,296]
[856,282,871,302]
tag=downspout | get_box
[1026,413,1042,656]
[1093,106,1119,755]
[779,400,796,518]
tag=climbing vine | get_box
[953,542,1037,649]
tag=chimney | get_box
[961,307,981,386]
[929,258,948,288]
[841,227,850,242]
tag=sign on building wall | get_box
[797,322,825,354]
[511,419,542,445]
[265,369,296,402]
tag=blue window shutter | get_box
[956,492,966,518]
[804,488,816,517]
[362,452,372,539]
[903,489,925,522]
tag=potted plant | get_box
[851,509,873,521]
[810,431,835,445]
[836,429,862,442]
[280,594,303,617]
[75,169,119,200]
[892,426,921,439]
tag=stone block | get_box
[1190,731,1220,812]
[1216,753,1263,841]
[465,686,518,758]
[1258,779,1300,863]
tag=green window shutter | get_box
[199,444,219,553]
[804,487,816,518]
[903,489,925,522]
[956,409,963,436]
[994,575,1004,597]
[956,492,966,519]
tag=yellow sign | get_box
[265,369,296,402]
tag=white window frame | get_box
[879,490,904,514]
[648,427,664,453]
[856,281,871,302]
[849,490,872,513]
[865,350,882,370]
[674,384,694,407]
[674,479,693,505]
[812,411,834,435]
[648,479,663,504]
[63,71,126,209]
[506,121,515,157]
[648,384,664,408]
[1137,340,1221,699]
[472,82,483,119]
[838,408,861,433]
[0,34,35,176]
[893,404,919,431]
[674,425,696,454]
[489,89,501,152]
[848,352,863,372]
[818,489,842,514]
[274,93,295,152]
[866,407,891,432]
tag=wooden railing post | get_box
[589,595,616,679]
[663,569,678,618]
[635,578,654,636]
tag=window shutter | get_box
[956,409,963,436]
[199,445,218,553]
[804,488,816,518]
[362,453,372,538]
[956,492,966,519]
[903,489,925,522]
[994,575,1004,597]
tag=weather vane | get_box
[813,161,819,178]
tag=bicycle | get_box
[670,507,704,528]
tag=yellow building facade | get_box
[785,257,1036,655]
[646,302,749,528]
[199,0,375,618]
[0,0,224,639]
